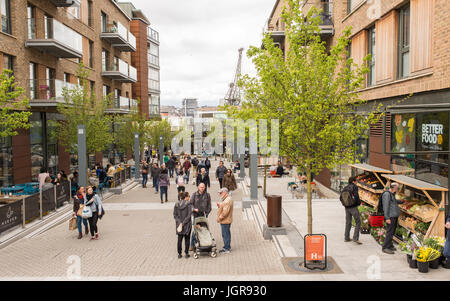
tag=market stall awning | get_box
[381,174,448,192]
[349,164,393,174]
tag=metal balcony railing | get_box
[27,79,79,103]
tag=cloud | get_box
[132,0,275,107]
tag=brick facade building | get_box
[0,0,160,187]
[266,0,450,191]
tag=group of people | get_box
[173,183,234,258]
[341,177,450,260]
[72,185,104,240]
[38,168,70,191]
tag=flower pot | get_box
[429,258,440,269]
[409,259,418,269]
[442,259,450,269]
[417,261,429,273]
[406,254,412,264]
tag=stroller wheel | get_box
[193,253,199,259]
[210,251,217,258]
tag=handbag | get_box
[76,204,84,217]
[69,217,77,231]
[81,204,93,219]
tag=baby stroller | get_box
[192,216,217,259]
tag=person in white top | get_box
[38,167,50,190]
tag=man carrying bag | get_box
[340,176,362,245]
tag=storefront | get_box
[0,135,13,187]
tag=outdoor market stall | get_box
[380,174,448,243]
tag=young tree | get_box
[226,1,382,234]
[57,63,114,155]
[0,69,32,137]
[148,119,177,151]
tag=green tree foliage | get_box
[57,63,114,155]
[0,69,32,138]
[226,1,383,233]
[115,100,152,155]
[148,119,176,150]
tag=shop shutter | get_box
[370,112,391,138]
[410,0,433,73]
[351,30,367,71]
[375,11,397,84]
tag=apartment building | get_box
[266,0,450,191]
[0,0,156,187]
[147,26,160,118]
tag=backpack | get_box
[340,184,357,207]
[377,191,391,215]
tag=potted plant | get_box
[415,247,441,273]
[423,236,445,269]
[399,238,419,268]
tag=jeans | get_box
[169,168,174,178]
[218,178,223,188]
[383,217,398,250]
[443,230,450,259]
[88,212,99,237]
[153,178,159,192]
[345,206,361,241]
[221,224,231,250]
[185,170,190,183]
[177,231,191,255]
[76,216,88,233]
[160,186,168,202]
[142,174,148,187]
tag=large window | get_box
[367,26,376,86]
[30,112,44,181]
[148,42,159,66]
[398,4,410,78]
[101,11,108,33]
[1,0,11,34]
[148,68,160,91]
[88,0,93,27]
[88,40,93,68]
[102,49,109,71]
[2,53,13,72]
[0,135,13,187]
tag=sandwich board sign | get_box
[304,234,327,270]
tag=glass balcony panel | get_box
[129,65,137,81]
[28,79,79,102]
[119,59,129,75]
[118,21,127,41]
[119,96,130,109]
[128,31,136,49]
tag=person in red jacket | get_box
[182,159,192,184]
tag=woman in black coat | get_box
[173,191,193,259]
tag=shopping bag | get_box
[69,217,77,231]
[81,205,93,219]
[77,204,84,217]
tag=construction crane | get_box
[224,48,244,106]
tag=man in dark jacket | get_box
[216,161,227,189]
[342,176,362,245]
[150,163,161,193]
[382,182,403,254]
[204,157,211,174]
[196,168,210,192]
[167,157,176,178]
[189,183,212,250]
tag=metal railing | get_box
[27,17,83,52]
[27,79,79,101]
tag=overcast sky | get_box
[132,0,276,107]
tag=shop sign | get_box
[0,201,22,234]
[417,112,449,152]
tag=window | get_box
[1,0,11,34]
[114,88,121,108]
[90,80,95,96]
[398,4,410,78]
[2,53,13,72]
[102,49,109,71]
[113,56,119,71]
[88,0,93,27]
[148,42,159,66]
[367,26,376,86]
[29,62,37,99]
[347,0,352,14]
[101,11,108,33]
[64,73,69,83]
[0,135,13,187]
[103,85,110,97]
[88,40,93,68]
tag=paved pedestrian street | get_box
[0,160,285,280]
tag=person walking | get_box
[341,176,362,245]
[176,170,186,201]
[182,158,192,184]
[84,186,103,240]
[167,156,176,178]
[222,169,237,197]
[191,156,199,179]
[164,153,170,165]
[73,186,89,239]
[159,166,170,203]
[196,168,211,192]
[173,192,193,259]
[217,187,233,254]
[151,162,161,194]
[189,183,212,251]
[215,161,227,189]
[381,182,403,254]
[141,161,149,188]
[204,157,211,174]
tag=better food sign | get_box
[421,124,444,146]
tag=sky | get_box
[132,0,276,107]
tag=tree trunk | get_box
[306,164,312,234]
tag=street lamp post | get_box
[134,133,140,180]
[159,136,164,166]
[77,125,87,188]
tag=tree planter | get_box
[429,258,440,269]
[417,261,429,273]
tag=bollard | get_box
[267,195,282,227]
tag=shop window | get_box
[0,135,13,187]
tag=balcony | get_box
[104,97,137,114]
[49,0,80,7]
[318,1,334,36]
[27,79,79,107]
[25,18,83,58]
[100,21,136,52]
[102,59,137,83]
[147,27,159,44]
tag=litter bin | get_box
[267,195,282,227]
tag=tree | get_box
[115,100,152,156]
[226,1,383,234]
[0,69,32,138]
[148,119,176,151]
[57,63,114,155]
